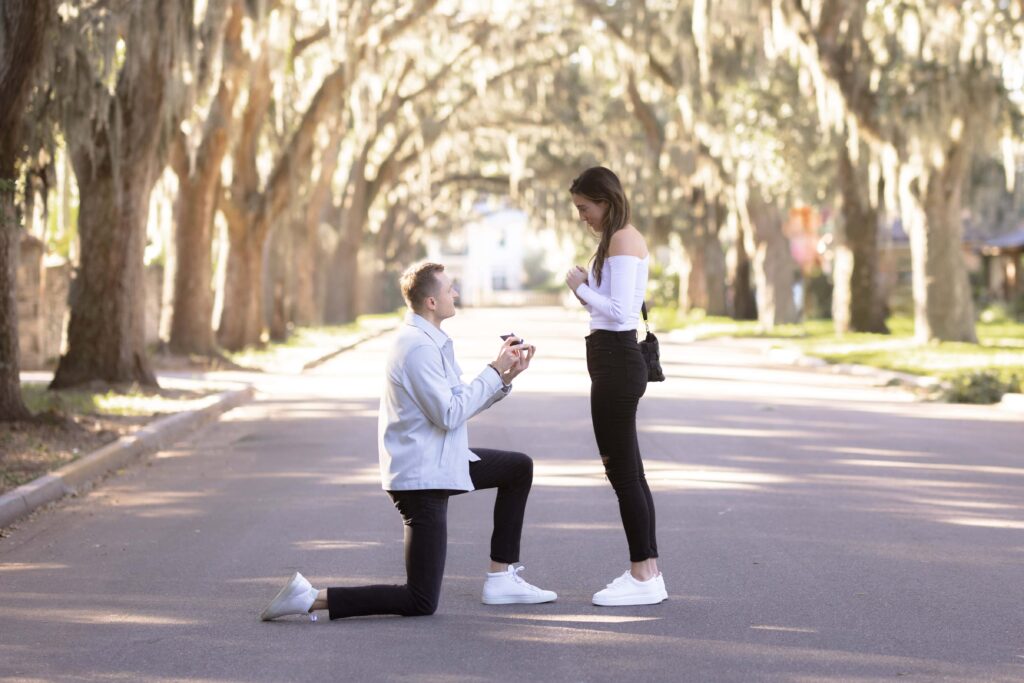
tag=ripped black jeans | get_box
[586,329,658,563]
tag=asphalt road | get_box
[1,306,1022,682]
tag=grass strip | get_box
[653,308,1024,402]
[224,312,401,372]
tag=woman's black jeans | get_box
[326,448,533,619]
[586,329,658,563]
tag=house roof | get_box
[983,226,1024,251]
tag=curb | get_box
[764,347,944,390]
[0,386,254,529]
[998,392,1024,412]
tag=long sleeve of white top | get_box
[575,255,641,325]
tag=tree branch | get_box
[626,69,664,157]
[574,0,677,87]
[293,23,331,57]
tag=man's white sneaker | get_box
[592,570,667,606]
[482,565,557,605]
[260,572,319,621]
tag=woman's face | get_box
[572,193,606,232]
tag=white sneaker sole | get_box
[592,591,668,607]
[260,572,307,621]
[482,593,557,605]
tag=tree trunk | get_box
[324,233,361,324]
[748,189,798,328]
[52,161,159,388]
[217,42,350,348]
[324,152,370,325]
[704,199,727,316]
[731,214,758,321]
[292,215,322,326]
[169,1,243,355]
[169,169,219,355]
[678,192,708,312]
[216,48,271,351]
[0,0,51,419]
[679,191,727,315]
[52,2,191,388]
[902,159,978,343]
[292,124,344,327]
[266,218,292,342]
[0,185,30,420]
[678,240,705,312]
[833,141,887,334]
[217,215,267,350]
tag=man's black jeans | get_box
[586,329,659,563]
[326,448,533,619]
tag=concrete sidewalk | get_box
[0,383,253,528]
[667,327,1024,413]
[3,317,399,530]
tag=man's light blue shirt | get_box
[378,312,511,491]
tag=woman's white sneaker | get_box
[260,571,319,621]
[482,565,557,605]
[592,570,667,606]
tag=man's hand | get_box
[491,337,524,375]
[504,344,535,383]
[490,338,534,386]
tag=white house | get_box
[426,205,526,306]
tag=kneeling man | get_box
[261,262,556,621]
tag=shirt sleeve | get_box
[575,255,641,325]
[475,370,512,413]
[402,344,506,431]
[576,295,593,313]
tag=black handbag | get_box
[639,302,665,382]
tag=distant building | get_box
[425,205,536,306]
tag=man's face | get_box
[428,271,459,320]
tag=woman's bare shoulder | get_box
[608,226,648,258]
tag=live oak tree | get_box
[773,0,1024,342]
[215,0,439,349]
[49,1,197,388]
[168,0,245,356]
[18,0,1024,366]
[574,0,821,327]
[320,6,570,323]
[0,0,53,420]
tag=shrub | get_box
[942,371,1021,404]
[1013,292,1024,322]
[646,262,679,309]
[979,302,1012,324]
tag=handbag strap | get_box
[641,301,650,335]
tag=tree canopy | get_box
[2,0,1023,408]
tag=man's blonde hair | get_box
[399,262,445,311]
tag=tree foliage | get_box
[3,0,1023,401]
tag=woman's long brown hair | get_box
[569,166,631,286]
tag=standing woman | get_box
[565,166,667,606]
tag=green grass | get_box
[653,307,1024,402]
[225,311,402,371]
[21,384,217,417]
